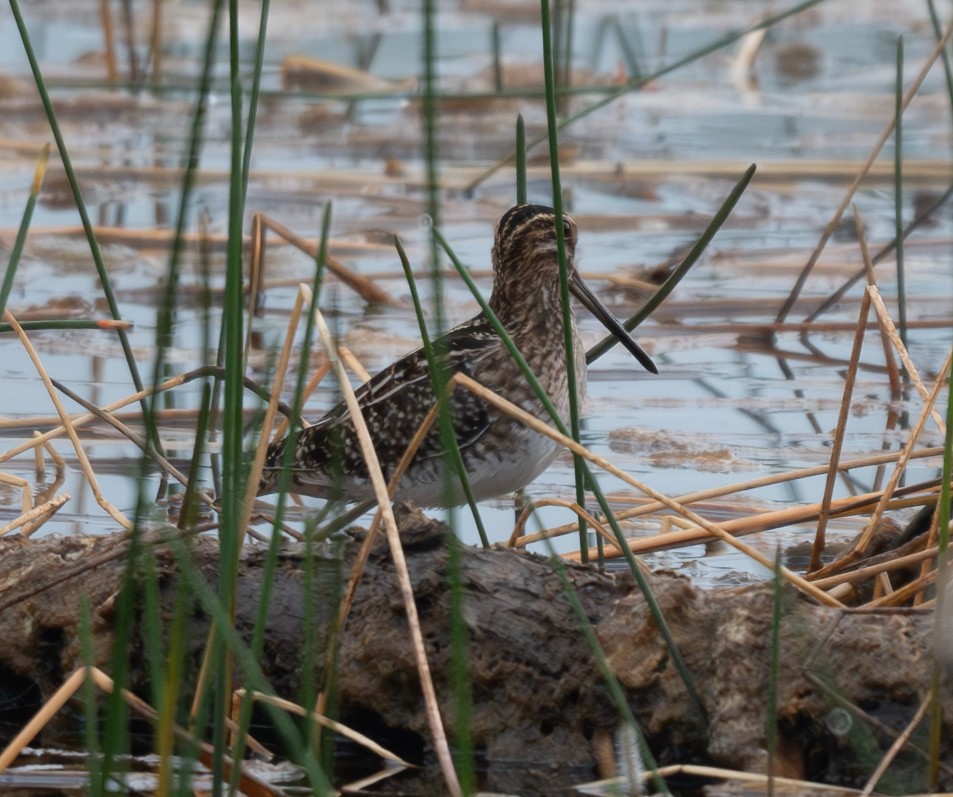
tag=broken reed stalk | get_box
[0,666,271,776]
[513,497,621,553]
[868,285,949,435]
[583,482,939,561]
[257,213,396,306]
[777,14,953,322]
[854,206,902,397]
[867,568,938,608]
[811,544,940,590]
[0,471,31,517]
[242,283,311,531]
[49,379,199,495]
[312,308,462,797]
[515,446,947,548]
[271,360,330,440]
[233,690,410,766]
[810,344,951,580]
[809,289,871,572]
[0,372,215,461]
[314,400,441,733]
[3,309,131,529]
[451,372,841,607]
[0,492,69,538]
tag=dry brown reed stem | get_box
[914,501,944,608]
[338,401,440,618]
[234,690,410,766]
[20,158,949,193]
[0,406,210,433]
[867,568,939,609]
[10,222,397,259]
[313,399,442,735]
[861,690,933,795]
[313,309,462,797]
[581,761,874,794]
[0,666,269,776]
[258,214,397,306]
[242,284,309,536]
[684,317,953,336]
[0,492,69,537]
[97,0,117,81]
[0,471,31,517]
[189,287,307,744]
[0,372,206,462]
[339,345,372,382]
[451,374,841,607]
[509,497,620,552]
[50,380,206,501]
[811,350,951,581]
[869,285,949,436]
[3,309,131,530]
[149,0,163,83]
[271,360,331,440]
[810,290,871,572]
[87,667,279,796]
[855,207,902,496]
[0,667,87,773]
[811,545,939,591]
[854,208,902,396]
[777,15,953,322]
[618,484,939,563]
[517,446,947,548]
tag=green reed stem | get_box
[267,203,331,519]
[163,531,333,794]
[396,233,479,791]
[154,384,210,795]
[395,238,489,547]
[248,206,337,782]
[928,359,953,788]
[207,1,248,790]
[492,22,503,92]
[587,163,756,363]
[436,229,706,721]
[515,114,527,205]
[894,37,908,358]
[0,320,130,333]
[766,548,784,797]
[144,0,223,491]
[0,144,48,320]
[465,0,825,193]
[7,0,151,430]
[240,0,270,202]
[925,0,953,128]
[421,4,471,792]
[540,0,590,562]
[78,603,101,791]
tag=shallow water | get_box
[0,3,951,573]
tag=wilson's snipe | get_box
[258,204,656,507]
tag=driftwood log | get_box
[1,506,951,794]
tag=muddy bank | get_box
[1,508,950,792]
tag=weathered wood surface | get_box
[1,507,950,793]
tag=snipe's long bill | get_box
[258,203,656,508]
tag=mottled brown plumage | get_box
[258,204,656,507]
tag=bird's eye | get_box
[562,218,573,239]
